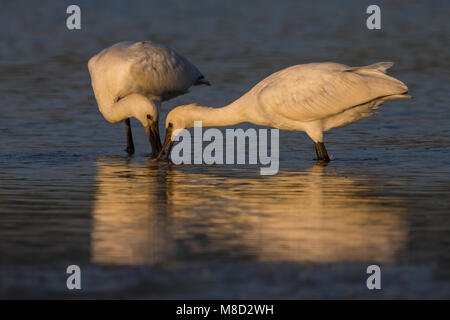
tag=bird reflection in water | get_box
[91,159,407,265]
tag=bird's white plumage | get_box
[166,62,410,143]
[255,62,407,123]
[88,41,206,124]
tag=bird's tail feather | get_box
[347,61,409,96]
[373,93,412,107]
[346,62,394,74]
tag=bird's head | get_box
[157,104,200,160]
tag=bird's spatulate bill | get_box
[125,118,135,154]
[157,128,174,161]
[146,123,162,157]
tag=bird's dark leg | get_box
[125,118,135,154]
[314,142,330,162]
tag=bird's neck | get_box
[97,94,160,125]
[186,98,251,128]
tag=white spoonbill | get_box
[88,41,210,156]
[158,62,410,161]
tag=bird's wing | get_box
[257,62,408,122]
[89,41,205,102]
[127,41,203,100]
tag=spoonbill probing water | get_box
[158,62,410,161]
[88,41,210,156]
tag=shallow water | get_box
[0,0,449,298]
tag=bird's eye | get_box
[147,115,153,120]
[168,122,173,128]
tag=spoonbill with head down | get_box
[88,41,210,156]
[158,62,410,161]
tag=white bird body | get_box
[88,41,209,155]
[161,62,410,161]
